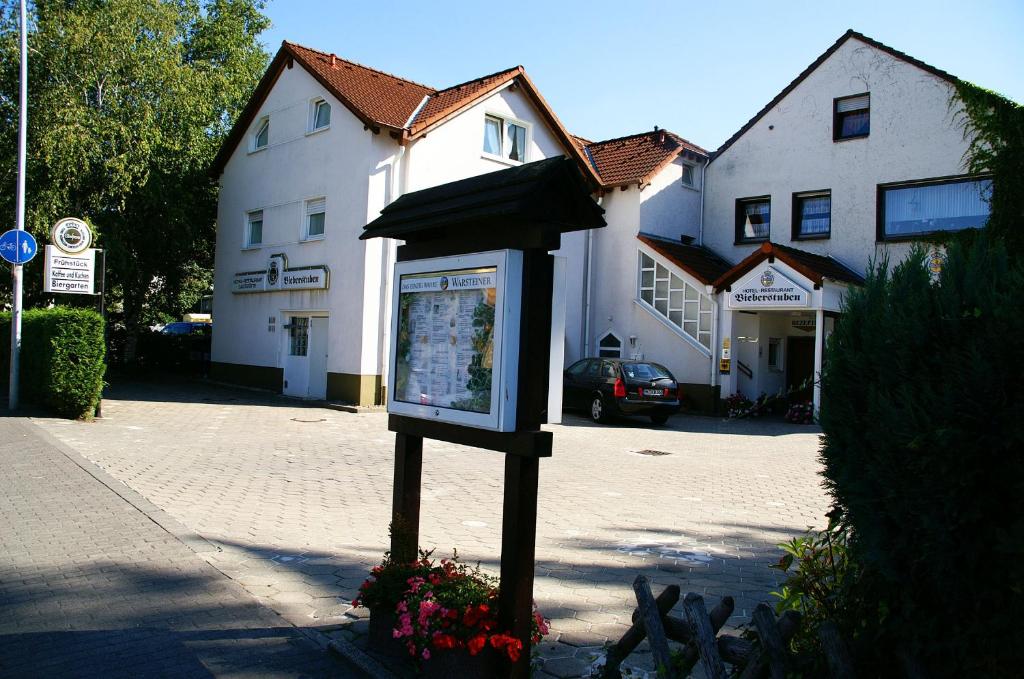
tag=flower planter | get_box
[366,608,407,661]
[418,646,499,679]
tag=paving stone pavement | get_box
[0,414,362,678]
[32,378,830,678]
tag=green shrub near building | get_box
[817,234,1024,674]
[0,307,106,419]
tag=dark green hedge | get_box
[819,235,1024,675]
[0,307,106,418]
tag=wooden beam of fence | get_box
[682,593,727,679]
[600,585,680,679]
[674,596,734,675]
[818,621,855,679]
[737,608,801,679]
[633,576,674,678]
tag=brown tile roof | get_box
[713,29,961,160]
[637,234,731,284]
[285,43,433,130]
[212,42,601,186]
[712,242,864,290]
[582,130,708,188]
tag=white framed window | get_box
[597,332,622,358]
[768,337,783,370]
[638,251,712,350]
[482,114,529,164]
[253,116,269,150]
[246,210,263,248]
[681,163,696,188]
[309,98,331,132]
[304,197,326,240]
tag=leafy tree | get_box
[0,0,269,338]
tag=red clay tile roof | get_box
[582,130,707,187]
[212,42,601,186]
[285,43,433,130]
[637,234,731,285]
[408,66,522,135]
[712,242,864,290]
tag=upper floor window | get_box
[246,210,263,247]
[310,99,331,131]
[598,332,622,358]
[834,93,869,141]
[638,251,712,350]
[735,196,771,244]
[253,116,269,150]
[878,176,992,241]
[792,191,831,240]
[304,198,326,239]
[681,163,696,188]
[483,114,528,163]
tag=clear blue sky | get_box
[261,0,1024,151]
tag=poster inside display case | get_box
[388,250,522,431]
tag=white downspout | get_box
[582,195,601,357]
[378,144,406,404]
[708,287,719,389]
[698,157,708,246]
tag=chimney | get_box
[331,54,336,67]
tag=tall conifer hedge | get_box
[818,235,1024,674]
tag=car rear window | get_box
[623,363,672,380]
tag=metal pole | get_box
[8,0,27,411]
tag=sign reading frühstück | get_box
[43,245,97,294]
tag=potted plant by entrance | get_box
[352,549,549,677]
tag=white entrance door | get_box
[283,316,311,397]
[307,317,328,400]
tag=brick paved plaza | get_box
[26,378,829,677]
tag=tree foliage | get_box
[0,0,269,329]
[818,237,1024,675]
[954,80,1024,254]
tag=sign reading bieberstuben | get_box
[727,266,810,309]
[231,254,329,294]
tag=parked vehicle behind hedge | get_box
[0,307,106,419]
[136,322,211,375]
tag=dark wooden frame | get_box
[791,190,831,241]
[875,173,993,242]
[735,195,771,245]
[832,93,870,142]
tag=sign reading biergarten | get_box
[44,217,100,295]
[728,266,809,308]
[394,267,497,413]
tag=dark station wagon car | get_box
[562,358,681,425]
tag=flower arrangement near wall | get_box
[352,550,548,665]
[785,401,814,424]
[724,391,754,418]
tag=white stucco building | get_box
[211,30,992,413]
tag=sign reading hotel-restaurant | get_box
[232,254,329,293]
[728,266,809,309]
[44,217,100,295]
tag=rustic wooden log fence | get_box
[600,575,803,679]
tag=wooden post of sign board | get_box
[498,248,553,679]
[390,432,423,564]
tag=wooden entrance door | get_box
[786,337,815,404]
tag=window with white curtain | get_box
[880,177,991,239]
[735,197,770,243]
[793,191,831,239]
[482,114,528,163]
[304,198,326,239]
[246,210,263,247]
[834,93,869,140]
[638,252,712,350]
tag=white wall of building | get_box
[703,37,972,276]
[639,157,704,242]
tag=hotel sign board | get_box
[232,254,329,294]
[728,266,810,309]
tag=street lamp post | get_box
[8,0,27,411]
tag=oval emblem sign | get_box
[51,217,93,254]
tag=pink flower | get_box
[421,648,431,660]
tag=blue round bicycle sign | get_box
[0,229,38,265]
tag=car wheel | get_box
[650,413,670,426]
[590,396,607,424]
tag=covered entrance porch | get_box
[712,242,863,414]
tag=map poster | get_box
[394,267,497,414]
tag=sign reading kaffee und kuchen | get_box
[44,218,100,295]
[727,266,809,308]
[231,254,329,294]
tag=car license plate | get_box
[643,388,661,397]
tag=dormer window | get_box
[253,117,269,150]
[311,99,331,131]
[483,114,528,164]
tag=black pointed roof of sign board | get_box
[361,157,606,241]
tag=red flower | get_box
[467,633,487,656]
[489,634,523,662]
[462,603,489,627]
[432,633,459,650]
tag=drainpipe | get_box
[708,286,719,389]
[582,194,601,357]
[378,144,406,404]
[698,157,708,245]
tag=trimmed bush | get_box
[0,307,106,418]
[819,235,1024,675]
